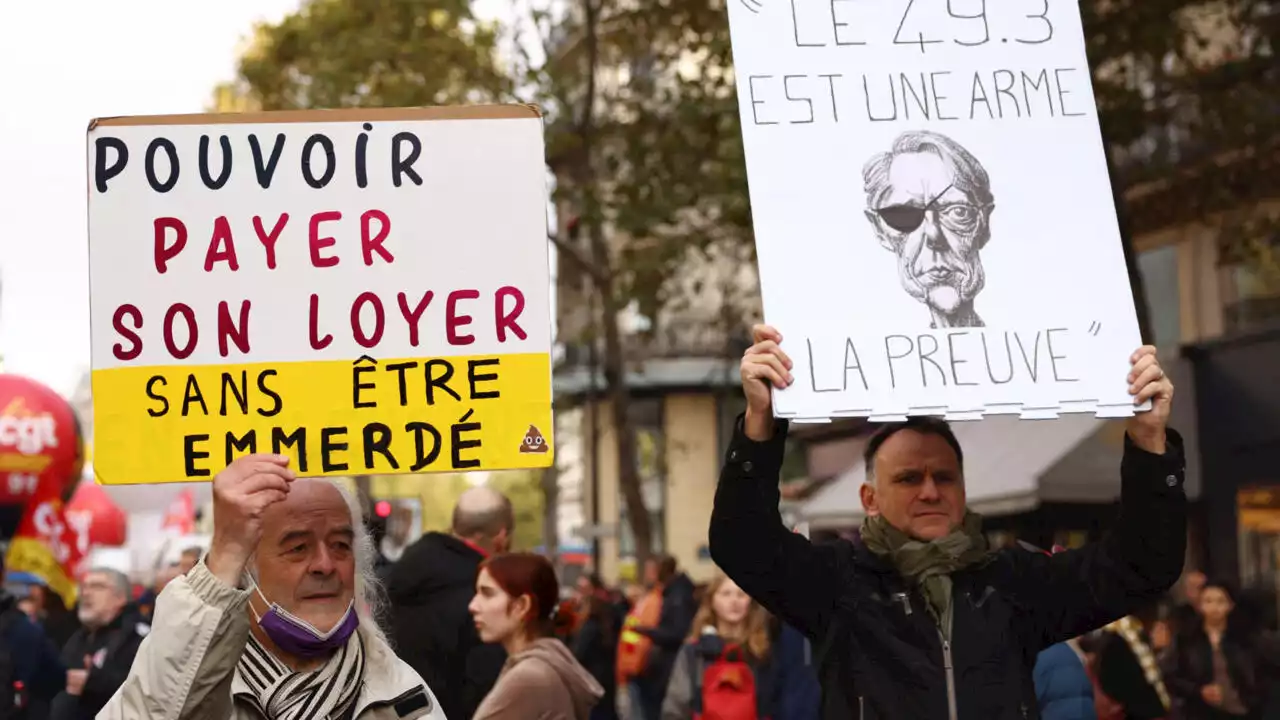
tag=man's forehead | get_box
[261,480,353,536]
[887,151,951,185]
[874,430,961,470]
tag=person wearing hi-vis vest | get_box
[617,556,696,720]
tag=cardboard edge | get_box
[87,104,542,130]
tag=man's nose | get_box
[917,477,942,501]
[923,213,949,252]
[308,546,337,575]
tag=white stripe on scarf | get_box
[237,632,366,720]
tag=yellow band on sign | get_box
[91,352,553,484]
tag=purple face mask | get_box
[252,585,359,659]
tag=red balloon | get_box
[65,480,127,549]
[0,374,83,505]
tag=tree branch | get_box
[548,232,609,288]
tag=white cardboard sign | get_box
[727,0,1144,421]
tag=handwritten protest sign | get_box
[727,1,1145,421]
[87,107,554,483]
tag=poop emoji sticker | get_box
[520,425,550,454]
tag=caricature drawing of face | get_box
[863,131,995,328]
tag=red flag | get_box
[5,476,86,608]
[162,489,195,535]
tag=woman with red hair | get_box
[470,553,604,719]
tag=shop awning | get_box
[798,414,1113,530]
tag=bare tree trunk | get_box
[541,463,560,561]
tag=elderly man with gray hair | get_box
[100,454,446,720]
[48,567,146,720]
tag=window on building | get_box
[1218,224,1280,333]
[1137,244,1182,349]
[618,398,665,557]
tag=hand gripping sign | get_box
[86,106,555,484]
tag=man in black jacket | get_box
[49,568,147,720]
[386,487,512,720]
[710,324,1186,720]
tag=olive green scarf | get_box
[860,511,992,639]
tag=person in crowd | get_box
[387,486,513,720]
[1096,607,1172,720]
[178,546,204,575]
[0,557,66,719]
[1165,580,1271,720]
[1035,639,1098,720]
[571,573,619,720]
[711,324,1186,718]
[660,573,783,720]
[48,568,147,720]
[100,454,445,720]
[469,552,603,719]
[1172,571,1207,637]
[619,555,696,720]
[774,620,822,720]
[136,564,179,621]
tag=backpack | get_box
[0,607,22,717]
[689,643,761,720]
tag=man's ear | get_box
[865,210,896,252]
[859,482,879,516]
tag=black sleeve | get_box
[638,592,694,650]
[1014,430,1188,648]
[81,628,145,712]
[708,415,844,640]
[1162,639,1201,702]
[460,627,506,719]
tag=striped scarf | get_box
[237,631,366,720]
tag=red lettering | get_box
[446,289,480,346]
[494,286,527,342]
[397,291,434,347]
[309,294,333,350]
[154,217,187,274]
[309,211,342,268]
[217,300,251,357]
[351,292,385,349]
[163,304,198,360]
[254,213,289,270]
[203,216,240,272]
[111,304,143,361]
[361,210,394,266]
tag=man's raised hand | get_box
[741,324,793,441]
[1125,345,1174,454]
[206,454,296,587]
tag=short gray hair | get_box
[85,567,130,599]
[863,130,994,210]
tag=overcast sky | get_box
[0,0,514,398]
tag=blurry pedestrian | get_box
[48,568,146,720]
[1035,639,1098,720]
[1166,580,1269,720]
[618,555,695,720]
[711,324,1186,718]
[571,573,620,720]
[99,454,445,719]
[774,620,821,720]
[0,557,66,719]
[387,486,513,720]
[1096,609,1172,720]
[469,553,603,720]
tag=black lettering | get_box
[363,422,399,469]
[355,122,372,189]
[145,375,169,417]
[885,335,914,388]
[1055,68,1087,117]
[249,133,285,188]
[792,0,823,47]
[1021,69,1052,117]
[863,75,898,122]
[198,135,233,189]
[468,358,501,399]
[257,370,282,417]
[181,375,208,417]
[748,76,779,126]
[353,364,376,408]
[900,73,930,120]
[225,429,257,464]
[392,132,423,187]
[387,361,416,406]
[1016,330,1042,382]
[830,0,865,45]
[406,421,442,471]
[425,359,463,404]
[451,410,482,469]
[808,338,841,393]
[820,74,842,122]
[784,75,815,124]
[220,371,249,416]
[982,332,1015,384]
[320,426,349,472]
[144,138,180,193]
[947,332,979,386]
[183,434,210,477]
[930,71,957,120]
[94,137,129,193]
[969,72,994,119]
[993,70,1021,118]
[844,339,869,391]
[301,134,336,189]
[271,427,308,472]
[917,334,947,386]
[1046,328,1078,382]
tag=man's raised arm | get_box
[709,325,842,640]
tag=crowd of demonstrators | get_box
[468,552,604,719]
[99,455,446,720]
[569,573,621,720]
[712,324,1185,718]
[386,486,513,720]
[0,555,65,719]
[617,555,697,720]
[47,568,146,720]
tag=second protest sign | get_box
[87,106,554,484]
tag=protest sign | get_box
[87,106,554,483]
[727,0,1145,421]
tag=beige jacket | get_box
[98,560,445,720]
[473,638,603,720]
